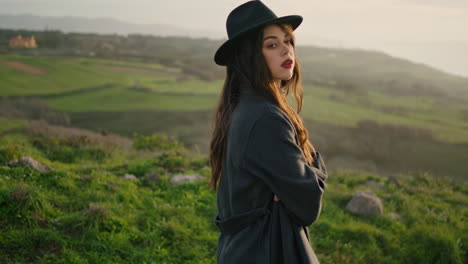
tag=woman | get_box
[209,1,328,263]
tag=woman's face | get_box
[261,24,295,82]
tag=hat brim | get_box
[214,15,303,66]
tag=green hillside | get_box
[0,55,180,96]
[1,54,468,181]
[1,55,467,142]
[0,121,466,264]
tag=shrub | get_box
[0,98,70,125]
[0,183,54,228]
[125,159,157,177]
[189,156,209,170]
[0,144,22,164]
[82,203,109,229]
[32,136,109,163]
[132,133,183,151]
[156,151,188,172]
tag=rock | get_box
[145,170,162,183]
[364,180,385,189]
[18,156,49,172]
[345,191,383,216]
[170,174,204,185]
[124,174,137,180]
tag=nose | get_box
[281,42,292,56]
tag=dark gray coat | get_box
[215,92,328,264]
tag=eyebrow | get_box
[263,33,291,42]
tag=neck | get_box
[273,79,280,89]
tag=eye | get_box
[267,43,277,48]
[285,39,293,45]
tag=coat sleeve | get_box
[241,111,327,227]
[313,151,327,182]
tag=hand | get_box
[273,194,280,202]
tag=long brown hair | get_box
[209,23,316,191]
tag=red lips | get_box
[281,59,293,68]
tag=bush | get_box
[156,151,188,172]
[32,136,109,163]
[0,98,70,126]
[125,159,157,177]
[189,156,209,170]
[0,228,66,262]
[0,183,54,228]
[132,133,182,151]
[0,144,22,164]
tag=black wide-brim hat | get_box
[214,0,303,66]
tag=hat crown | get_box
[226,1,278,39]
[214,0,302,66]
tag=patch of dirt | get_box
[1,61,48,75]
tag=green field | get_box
[0,116,26,133]
[48,86,217,112]
[1,54,468,182]
[302,86,468,143]
[0,55,219,96]
[1,55,467,144]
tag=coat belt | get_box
[215,205,271,235]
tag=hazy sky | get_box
[2,0,468,76]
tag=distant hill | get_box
[1,27,467,103]
[0,14,220,38]
[297,46,468,103]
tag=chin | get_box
[280,74,294,81]
[273,70,294,81]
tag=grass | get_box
[0,55,216,97]
[1,54,467,182]
[137,78,223,95]
[1,54,467,143]
[0,116,26,133]
[310,172,466,264]
[301,85,468,143]
[0,55,119,96]
[65,109,468,183]
[47,85,217,112]
[0,125,466,264]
